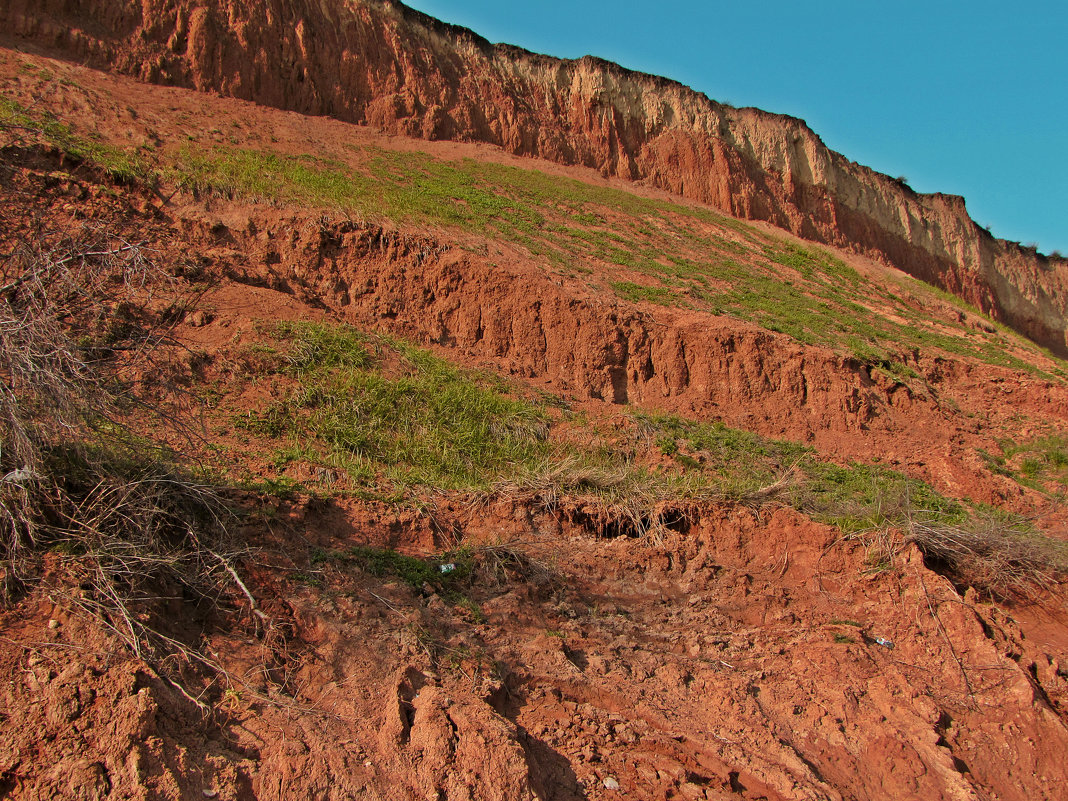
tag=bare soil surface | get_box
[4,499,1068,800]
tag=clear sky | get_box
[402,0,1067,256]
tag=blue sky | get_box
[403,0,1067,256]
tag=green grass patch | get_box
[610,280,680,306]
[628,410,1068,598]
[763,241,861,286]
[317,545,465,587]
[237,321,551,492]
[172,147,373,208]
[992,433,1068,495]
[213,321,1063,596]
[632,410,967,532]
[312,544,478,602]
[801,460,966,533]
[1,98,151,182]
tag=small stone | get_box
[48,619,60,630]
[603,776,620,791]
[202,790,218,798]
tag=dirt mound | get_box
[3,0,1067,354]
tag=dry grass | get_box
[819,506,1068,602]
[0,222,200,555]
[906,515,1068,600]
[1,235,142,461]
[495,455,699,539]
[0,225,273,706]
[490,454,794,541]
[466,541,557,588]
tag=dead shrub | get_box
[906,515,1068,600]
[0,224,185,550]
[0,224,257,705]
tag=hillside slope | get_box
[3,46,1067,510]
[2,0,1067,355]
[2,28,1068,801]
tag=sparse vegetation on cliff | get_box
[6,83,1062,378]
[4,73,1065,605]
[3,28,1068,800]
[166,141,1065,377]
[236,321,551,493]
[209,318,1067,597]
[1,97,149,182]
[981,433,1068,497]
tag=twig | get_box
[210,550,268,623]
[368,591,401,613]
[164,674,211,713]
[916,568,977,709]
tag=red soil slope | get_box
[4,494,1068,800]
[1,41,1068,801]
[1,46,1064,515]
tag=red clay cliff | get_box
[2,0,1066,354]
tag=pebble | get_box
[603,776,620,791]
[48,619,60,630]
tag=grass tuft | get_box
[907,515,1068,600]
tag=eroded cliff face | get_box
[3,0,1066,352]
[180,207,1068,509]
